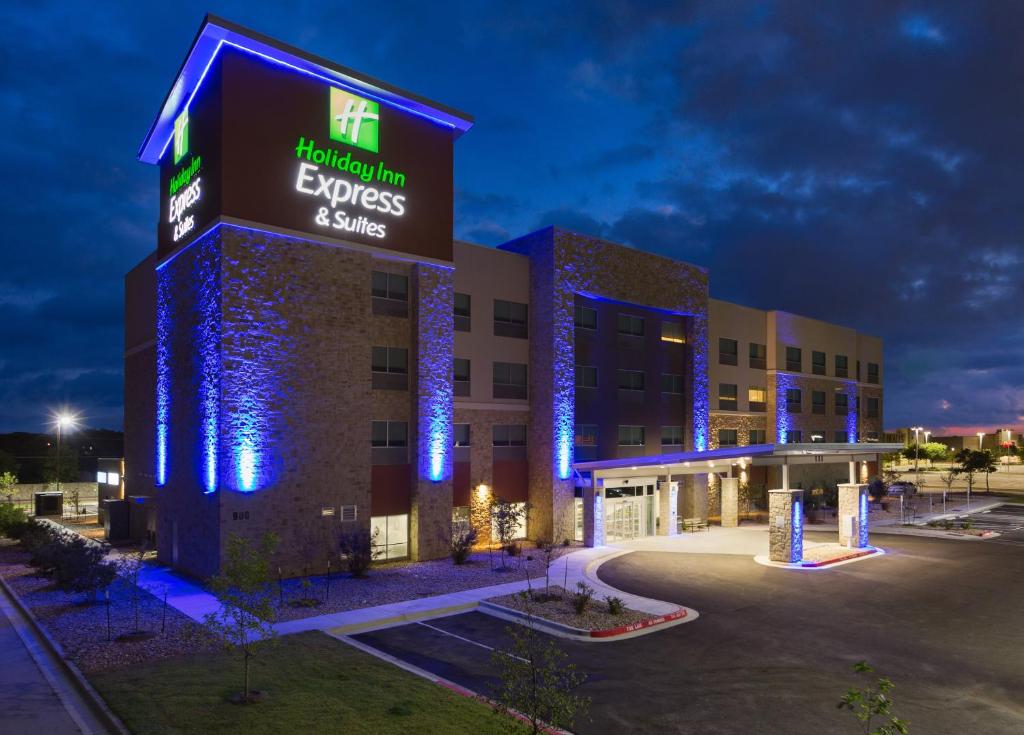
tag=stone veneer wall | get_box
[768,374,862,443]
[409,263,454,560]
[501,227,709,544]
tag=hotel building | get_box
[125,17,888,577]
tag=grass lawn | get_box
[90,631,512,734]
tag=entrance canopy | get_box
[573,442,903,482]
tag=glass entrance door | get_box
[606,497,644,542]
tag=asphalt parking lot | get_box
[964,503,1024,545]
[353,530,1024,734]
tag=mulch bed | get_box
[0,540,217,673]
[271,547,568,622]
[486,585,655,632]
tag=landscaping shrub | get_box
[571,581,594,615]
[505,541,522,557]
[942,519,953,530]
[339,527,378,578]
[450,526,477,565]
[18,518,56,552]
[605,595,625,616]
[961,518,973,530]
[53,536,116,595]
[0,503,28,538]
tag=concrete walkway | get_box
[0,582,107,734]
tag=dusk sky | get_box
[1,1,1021,435]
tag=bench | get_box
[681,517,708,533]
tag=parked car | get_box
[886,481,918,497]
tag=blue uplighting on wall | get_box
[552,292,575,481]
[415,264,454,484]
[859,490,869,547]
[691,315,710,452]
[792,497,804,562]
[195,239,222,494]
[845,381,859,443]
[775,373,798,444]
[155,270,171,487]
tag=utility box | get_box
[34,492,63,517]
[128,496,156,545]
[103,499,130,542]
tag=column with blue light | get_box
[155,269,171,487]
[775,373,797,444]
[845,381,858,443]
[690,313,710,452]
[769,488,804,563]
[838,483,870,548]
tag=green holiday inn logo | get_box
[173,109,189,164]
[330,88,379,153]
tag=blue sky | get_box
[1,1,1022,435]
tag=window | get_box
[748,387,767,412]
[97,471,107,484]
[575,424,598,447]
[786,388,802,412]
[493,362,528,399]
[453,423,470,447]
[867,362,880,384]
[866,397,879,418]
[812,390,826,415]
[718,383,738,410]
[454,292,471,331]
[718,429,738,447]
[371,346,407,374]
[494,299,528,338]
[835,354,848,378]
[811,433,825,443]
[371,514,408,560]
[788,430,803,443]
[835,393,849,416]
[616,369,645,391]
[661,321,685,344]
[493,424,527,446]
[719,338,738,366]
[662,426,683,447]
[618,425,645,446]
[834,431,848,443]
[617,313,645,337]
[454,358,471,382]
[107,472,119,486]
[812,351,826,375]
[786,346,802,372]
[661,373,684,394]
[749,429,766,444]
[575,365,598,389]
[371,421,407,447]
[749,342,767,369]
[371,271,408,301]
[864,431,880,442]
[574,305,597,330]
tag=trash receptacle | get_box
[103,499,130,542]
[34,492,63,517]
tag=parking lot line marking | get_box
[415,621,529,663]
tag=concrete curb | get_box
[753,547,886,571]
[477,599,695,642]
[324,600,478,636]
[0,575,131,735]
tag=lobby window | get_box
[574,305,597,331]
[718,429,738,447]
[749,429,767,444]
[371,271,408,301]
[454,358,471,397]
[617,369,645,391]
[835,392,849,416]
[494,299,528,339]
[750,342,767,369]
[718,383,738,410]
[453,423,470,447]
[786,388,802,413]
[493,424,527,446]
[372,347,408,390]
[617,313,645,337]
[575,365,598,389]
[834,430,848,443]
[785,346,802,372]
[812,390,826,415]
[835,354,849,378]
[493,362,528,399]
[661,321,685,344]
[662,426,684,447]
[661,373,684,395]
[719,338,738,366]
[811,433,825,443]
[371,514,408,560]
[575,424,598,447]
[454,292,471,332]
[618,425,645,446]
[812,350,826,375]
[748,386,767,412]
[864,431,880,442]
[867,397,879,418]
[371,421,407,448]
[788,430,803,443]
[867,362,880,384]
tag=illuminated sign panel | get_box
[158,46,454,261]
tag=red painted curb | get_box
[799,549,877,568]
[589,607,689,638]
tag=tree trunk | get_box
[244,650,250,704]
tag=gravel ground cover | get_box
[800,543,875,563]
[487,585,655,631]
[272,548,568,622]
[0,540,216,673]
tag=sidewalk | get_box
[135,545,685,636]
